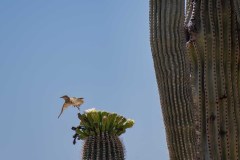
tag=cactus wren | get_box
[58,95,84,118]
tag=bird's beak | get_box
[60,96,64,98]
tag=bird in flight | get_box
[58,95,84,118]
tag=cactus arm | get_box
[149,0,197,159]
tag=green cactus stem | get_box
[72,108,134,160]
[150,0,240,159]
[149,0,197,159]
[185,0,240,159]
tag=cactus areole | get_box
[72,108,134,160]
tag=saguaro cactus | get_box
[150,0,197,159]
[72,108,134,160]
[150,0,240,159]
[185,0,240,159]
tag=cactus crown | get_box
[72,108,134,142]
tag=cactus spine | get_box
[72,109,134,160]
[150,0,240,159]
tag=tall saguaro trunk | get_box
[185,0,240,159]
[150,0,240,159]
[149,0,197,159]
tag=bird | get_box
[58,95,84,118]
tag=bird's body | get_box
[58,95,84,118]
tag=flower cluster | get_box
[71,108,134,144]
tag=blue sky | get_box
[0,1,168,159]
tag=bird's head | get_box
[60,95,69,100]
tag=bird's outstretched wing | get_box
[58,103,69,118]
[70,97,77,104]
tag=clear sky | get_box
[0,1,168,160]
